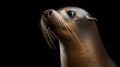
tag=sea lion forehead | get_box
[57,7,89,18]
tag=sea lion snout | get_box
[43,9,53,17]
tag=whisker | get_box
[41,20,56,49]
[42,29,51,48]
[48,30,55,40]
[46,30,56,49]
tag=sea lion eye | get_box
[67,10,76,18]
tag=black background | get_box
[5,0,120,67]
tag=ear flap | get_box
[86,15,98,21]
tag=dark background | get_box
[5,0,119,67]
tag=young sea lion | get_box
[40,7,117,67]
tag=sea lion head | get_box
[40,7,97,49]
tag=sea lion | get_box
[40,7,117,67]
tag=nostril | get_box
[48,10,52,16]
[43,9,53,17]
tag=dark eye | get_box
[67,10,76,18]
